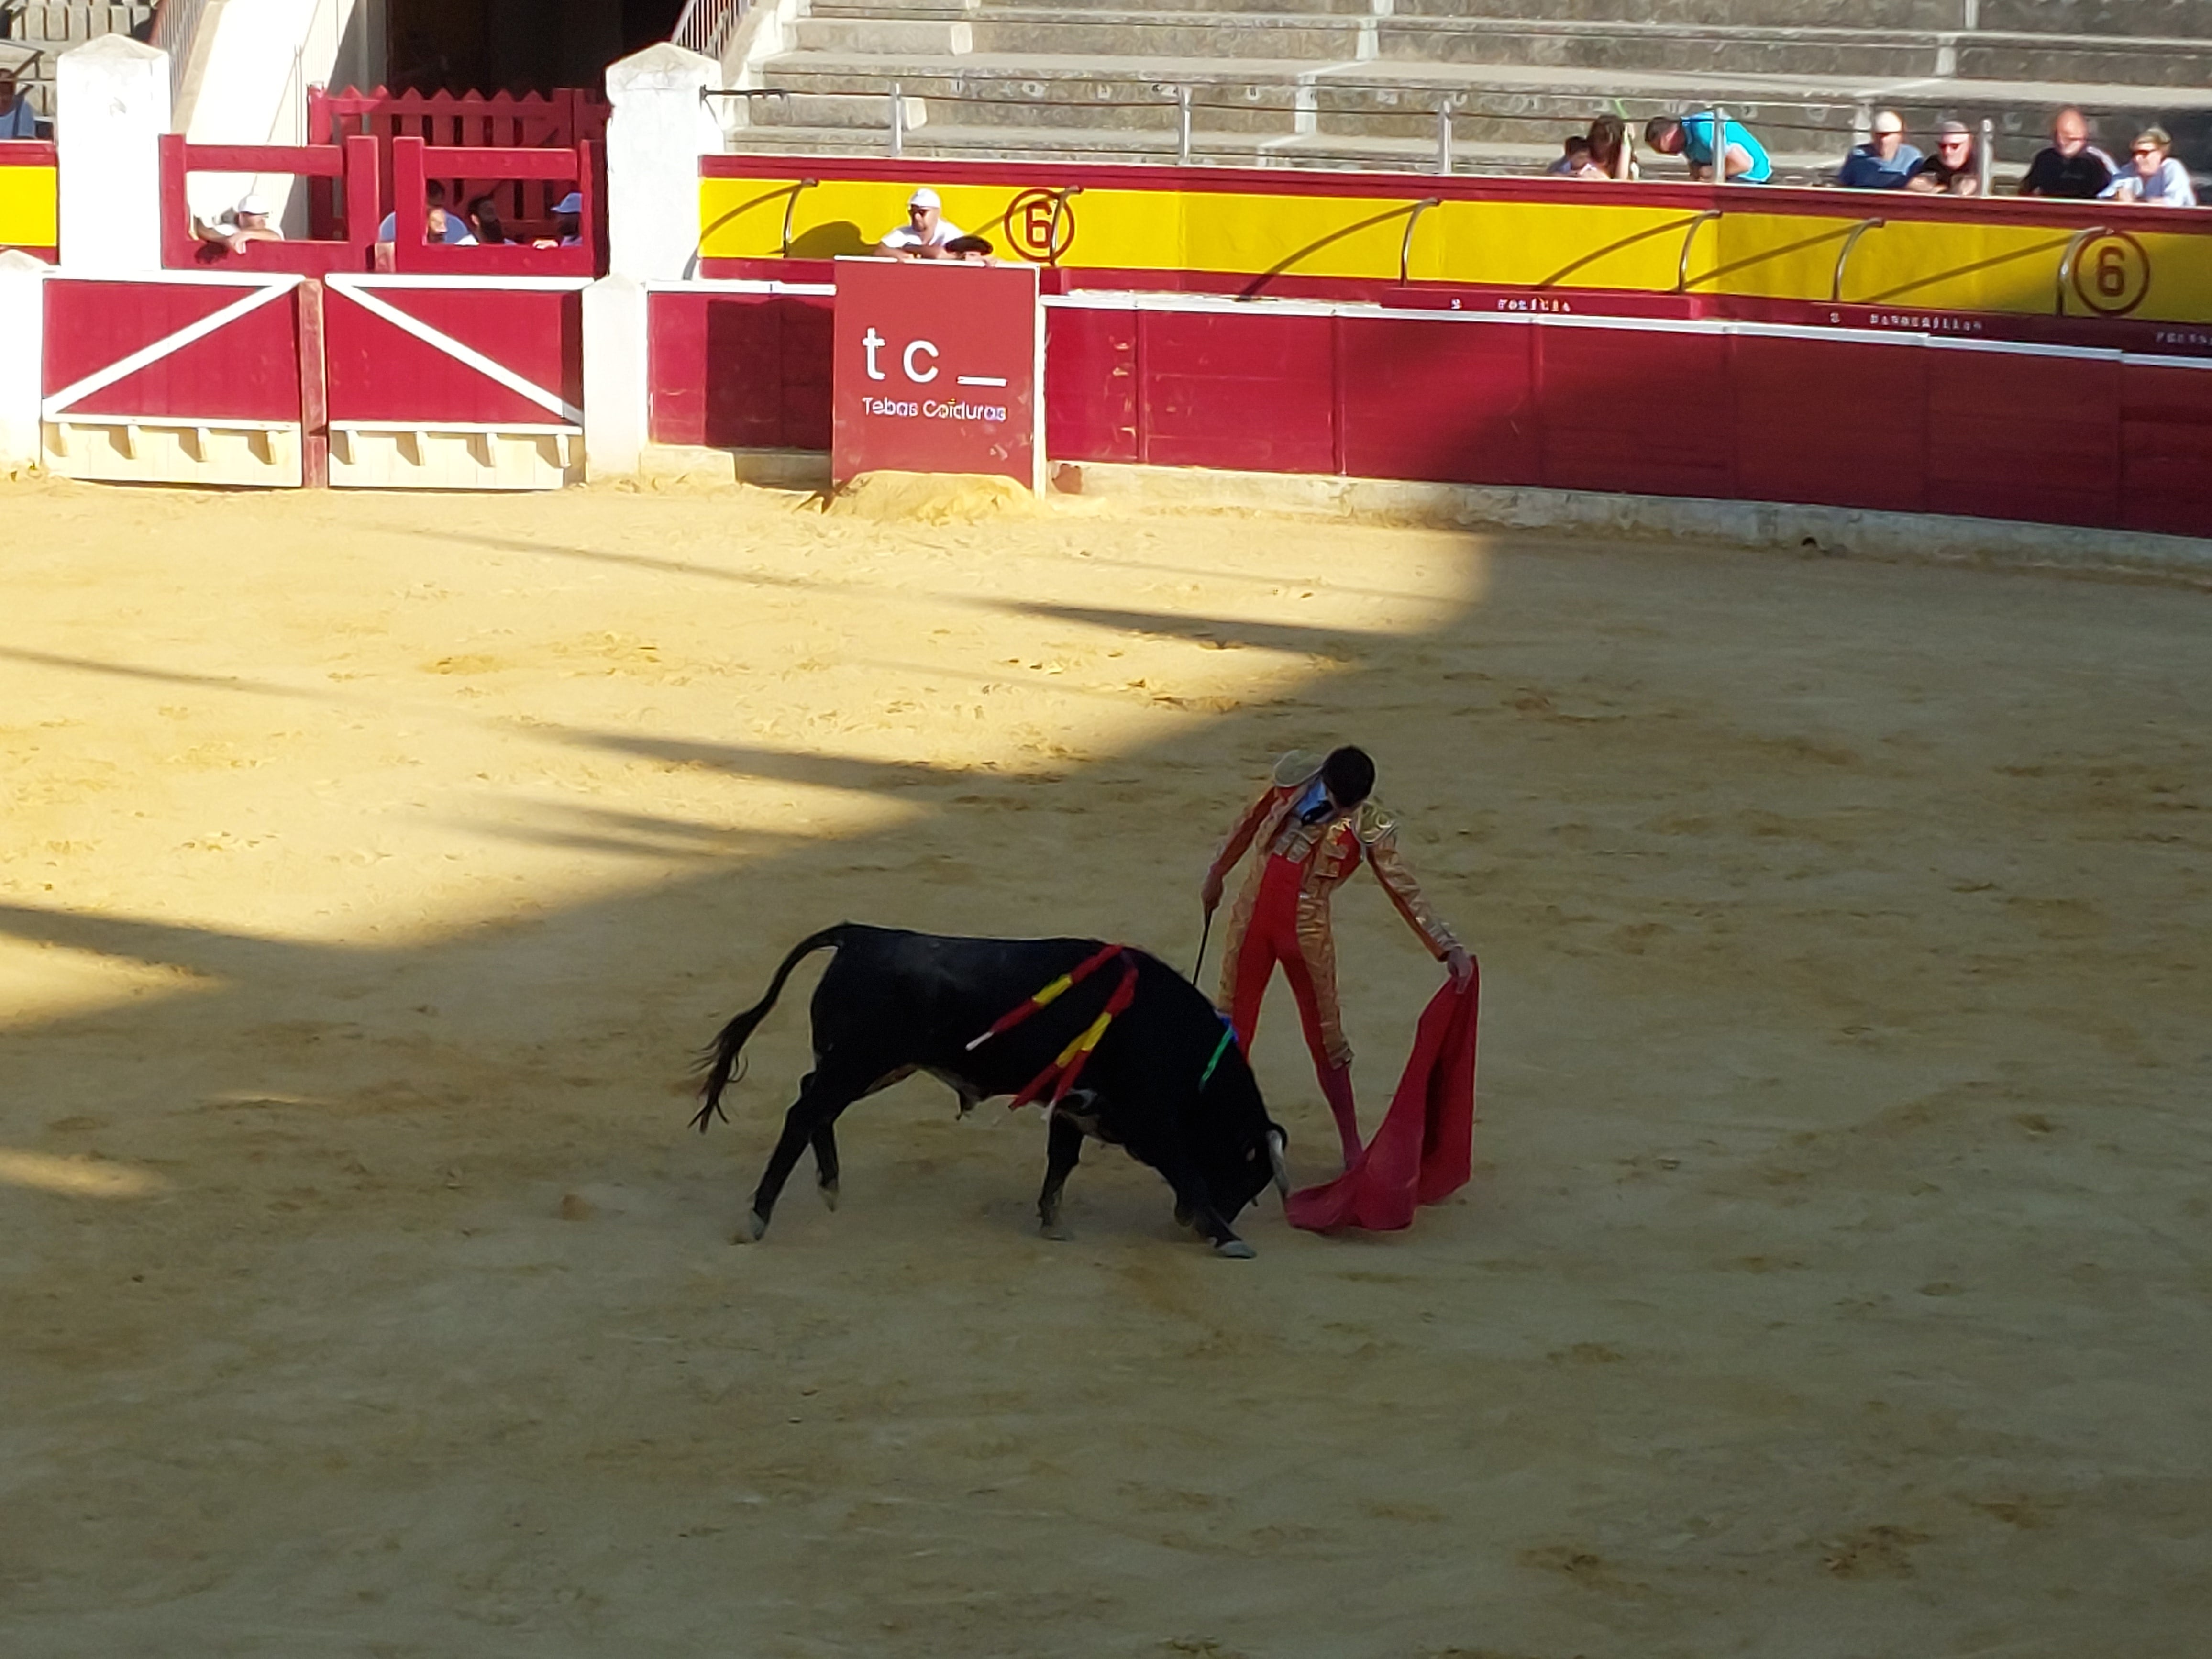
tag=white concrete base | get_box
[639,443,830,491]
[1069,463,2212,584]
[627,447,2212,582]
[44,418,301,487]
[330,425,579,491]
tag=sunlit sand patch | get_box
[0,941,208,1030]
[0,1148,169,1199]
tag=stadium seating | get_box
[717,0,2212,182]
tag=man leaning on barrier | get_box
[875,187,967,260]
[1645,111,1771,184]
[2021,107,2115,200]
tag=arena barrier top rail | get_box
[698,155,2212,339]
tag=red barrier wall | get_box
[647,285,2212,539]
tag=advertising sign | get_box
[831,257,1044,492]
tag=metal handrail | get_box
[672,0,752,63]
[1675,208,1722,293]
[152,0,212,114]
[779,175,817,254]
[2054,223,2113,318]
[1044,183,1082,264]
[1829,216,1885,302]
[1399,196,1440,285]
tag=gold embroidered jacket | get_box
[1206,780,1460,1065]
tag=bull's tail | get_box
[692,925,850,1132]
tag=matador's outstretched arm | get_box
[1360,807,1462,960]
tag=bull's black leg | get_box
[1150,1141,1254,1259]
[1037,1110,1084,1241]
[743,1065,863,1241]
[810,1118,841,1210]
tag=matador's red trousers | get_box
[1228,853,1362,1156]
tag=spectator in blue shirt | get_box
[0,68,40,140]
[2101,128,2198,208]
[1837,111,1921,189]
[1646,111,1772,184]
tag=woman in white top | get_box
[2100,127,2198,208]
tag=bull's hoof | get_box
[1040,1217,1073,1242]
[1173,1202,1194,1229]
[818,1180,839,1212]
[734,1209,768,1243]
[1212,1239,1257,1260]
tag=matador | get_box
[1201,746,1472,1164]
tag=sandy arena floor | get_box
[0,474,2205,1658]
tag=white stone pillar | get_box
[605,43,722,283]
[0,251,45,475]
[582,274,649,480]
[57,34,172,276]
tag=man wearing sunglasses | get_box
[1906,121,1982,195]
[2101,128,2198,208]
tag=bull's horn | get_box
[1267,1129,1290,1199]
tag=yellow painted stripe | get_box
[700,174,2212,326]
[1029,973,1073,1008]
[0,162,58,249]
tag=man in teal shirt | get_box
[1646,112,1773,183]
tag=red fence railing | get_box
[380,136,603,276]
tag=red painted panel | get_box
[2117,361,2212,538]
[832,260,1043,489]
[1336,314,1538,486]
[1734,333,1927,514]
[323,284,578,426]
[1924,348,2119,527]
[1044,304,1138,464]
[646,290,833,451]
[1139,310,1335,473]
[44,279,302,421]
[1538,324,1732,499]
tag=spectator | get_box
[1645,111,1771,183]
[940,233,994,264]
[1548,135,1593,177]
[1836,110,1921,189]
[2020,107,2115,199]
[466,193,508,244]
[1906,121,1981,195]
[377,180,476,244]
[0,67,38,140]
[2101,128,2198,207]
[875,187,965,259]
[1584,115,1637,181]
[195,192,285,255]
[531,191,584,249]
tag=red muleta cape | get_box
[1284,967,1479,1233]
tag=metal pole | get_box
[1436,102,1453,177]
[1978,117,1995,196]
[1710,104,1728,185]
[888,82,904,159]
[1177,86,1192,166]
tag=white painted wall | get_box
[605,44,721,283]
[57,35,171,274]
[581,274,648,479]
[178,0,382,231]
[0,251,45,473]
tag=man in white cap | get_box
[1202,746,1472,1166]
[196,192,286,255]
[875,187,964,260]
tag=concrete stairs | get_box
[723,0,2212,181]
[0,2,155,119]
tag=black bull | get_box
[695,925,1293,1256]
